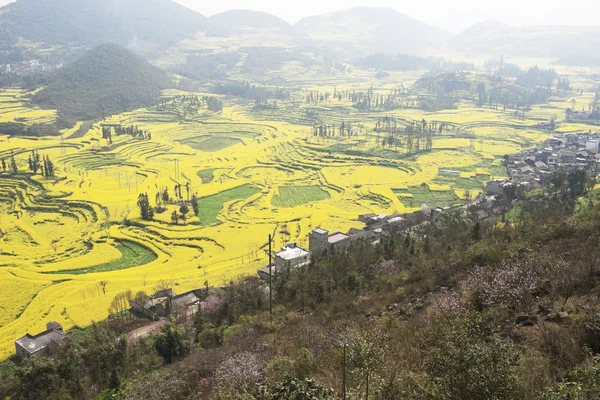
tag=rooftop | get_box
[327,232,349,244]
[276,246,309,260]
[388,216,403,224]
[171,291,201,308]
[313,228,328,235]
[16,329,66,355]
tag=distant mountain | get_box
[0,0,219,55]
[453,21,600,58]
[295,7,452,56]
[552,54,600,67]
[209,10,295,33]
[33,44,173,121]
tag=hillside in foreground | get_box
[3,171,600,399]
[32,44,173,121]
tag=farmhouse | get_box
[485,179,508,195]
[15,322,67,359]
[309,228,353,258]
[258,243,311,280]
[558,149,576,164]
[130,289,202,321]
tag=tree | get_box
[347,327,387,399]
[477,83,487,107]
[154,318,189,364]
[170,210,179,225]
[137,193,154,221]
[179,204,189,223]
[32,151,40,174]
[191,193,198,216]
[42,155,55,177]
[99,281,108,295]
[426,313,518,400]
[109,290,133,323]
[471,221,482,242]
[262,377,336,400]
[1,158,6,172]
[130,291,150,313]
[13,357,64,400]
[9,150,17,174]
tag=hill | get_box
[209,10,295,33]
[354,52,475,72]
[413,70,556,108]
[0,0,218,56]
[552,54,600,67]
[295,7,452,56]
[32,44,173,121]
[453,21,600,58]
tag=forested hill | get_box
[0,0,218,54]
[32,44,173,121]
[296,7,451,56]
[209,10,295,33]
[452,20,600,58]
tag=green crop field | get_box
[45,241,158,275]
[271,186,331,208]
[181,136,243,152]
[197,168,217,184]
[196,184,261,226]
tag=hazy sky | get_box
[0,0,596,33]
[173,0,598,32]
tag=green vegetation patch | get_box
[271,186,331,208]
[181,136,242,152]
[400,186,459,209]
[196,184,261,226]
[197,168,217,184]
[45,241,157,275]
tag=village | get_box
[13,130,600,360]
[486,131,600,197]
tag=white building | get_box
[258,243,310,280]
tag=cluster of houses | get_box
[0,60,62,76]
[14,289,206,360]
[258,210,452,280]
[486,132,600,196]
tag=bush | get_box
[542,356,600,399]
[426,313,518,400]
[154,319,189,364]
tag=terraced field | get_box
[0,77,588,360]
[271,186,331,208]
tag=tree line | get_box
[1,150,55,177]
[101,124,152,144]
[137,183,200,225]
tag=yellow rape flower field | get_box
[0,84,583,360]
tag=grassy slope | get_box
[196,185,261,226]
[44,241,157,275]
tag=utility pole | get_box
[269,234,273,322]
[342,343,347,400]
